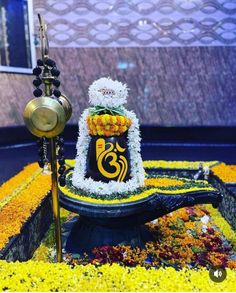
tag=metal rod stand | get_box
[50,137,62,262]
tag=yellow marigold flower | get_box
[116,115,121,125]
[205,204,236,248]
[114,125,119,132]
[90,129,96,136]
[208,252,228,267]
[97,130,104,136]
[227,260,236,269]
[111,116,117,124]
[0,165,51,251]
[119,126,127,133]
[97,116,103,125]
[121,116,126,125]
[95,125,102,131]
[93,115,99,124]
[0,163,39,201]
[87,114,132,136]
[109,125,116,131]
[103,114,110,124]
[103,130,111,137]
[0,261,236,292]
[101,115,106,125]
[145,178,184,187]
[143,160,219,170]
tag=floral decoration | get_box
[0,163,51,251]
[87,114,132,136]
[62,173,215,203]
[67,159,220,171]
[0,261,236,292]
[0,163,39,202]
[72,78,145,197]
[0,167,42,210]
[0,160,236,292]
[30,202,236,292]
[206,204,236,248]
[212,163,236,183]
[62,205,236,270]
[143,160,220,170]
[88,77,128,108]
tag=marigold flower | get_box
[0,163,51,251]
[212,163,236,183]
[87,114,132,136]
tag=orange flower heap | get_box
[0,163,39,201]
[212,163,236,183]
[0,163,51,251]
[87,114,132,137]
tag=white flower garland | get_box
[72,108,145,196]
[88,77,128,108]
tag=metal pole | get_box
[50,137,62,262]
[44,76,62,263]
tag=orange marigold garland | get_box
[0,163,39,202]
[87,114,132,136]
[212,163,236,183]
[0,164,51,251]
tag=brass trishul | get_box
[23,14,63,263]
[38,14,49,62]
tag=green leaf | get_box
[188,229,198,237]
[89,106,125,116]
[176,218,185,227]
[191,246,206,253]
[189,215,196,221]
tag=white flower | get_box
[88,77,128,107]
[203,166,210,174]
[151,219,158,224]
[200,215,210,224]
[201,225,208,233]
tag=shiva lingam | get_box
[59,78,222,254]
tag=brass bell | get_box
[58,94,72,122]
[23,96,67,138]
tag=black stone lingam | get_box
[59,168,222,255]
[85,133,131,183]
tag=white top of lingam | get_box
[88,77,128,107]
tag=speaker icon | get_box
[209,267,226,283]
[214,269,222,278]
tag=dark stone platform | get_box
[209,177,236,231]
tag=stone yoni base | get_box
[62,216,154,254]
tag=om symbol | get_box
[96,138,128,182]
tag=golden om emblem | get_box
[96,138,128,182]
